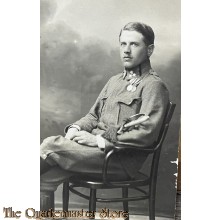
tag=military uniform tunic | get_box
[40,70,169,178]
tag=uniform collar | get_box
[122,62,157,79]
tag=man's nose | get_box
[124,45,131,53]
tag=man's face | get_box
[119,30,149,69]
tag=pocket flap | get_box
[118,97,141,105]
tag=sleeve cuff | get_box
[96,134,106,150]
[64,124,81,134]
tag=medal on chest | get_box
[125,68,153,92]
[127,78,141,92]
[127,84,137,92]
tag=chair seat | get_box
[68,172,150,189]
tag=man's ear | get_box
[147,44,155,57]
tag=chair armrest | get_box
[102,148,117,183]
[101,144,156,184]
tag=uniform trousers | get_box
[40,135,129,180]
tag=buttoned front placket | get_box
[100,76,130,126]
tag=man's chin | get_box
[123,63,135,70]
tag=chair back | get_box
[149,102,176,187]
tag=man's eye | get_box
[131,43,138,47]
[120,43,126,46]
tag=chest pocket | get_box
[117,96,142,124]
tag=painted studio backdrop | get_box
[40,0,180,218]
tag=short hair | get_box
[119,22,155,46]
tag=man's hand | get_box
[73,131,98,147]
[65,127,79,140]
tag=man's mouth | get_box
[123,57,132,61]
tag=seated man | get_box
[40,22,169,180]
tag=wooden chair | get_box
[62,102,176,220]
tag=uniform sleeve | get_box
[64,78,111,133]
[115,80,169,148]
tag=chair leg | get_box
[149,197,155,220]
[62,181,69,211]
[122,187,129,220]
[149,186,156,220]
[89,189,96,219]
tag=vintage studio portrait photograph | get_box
[40,0,181,219]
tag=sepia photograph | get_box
[2,1,220,220]
[40,0,181,219]
[3,0,220,220]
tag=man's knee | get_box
[41,135,64,147]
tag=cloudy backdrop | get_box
[40,0,180,218]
